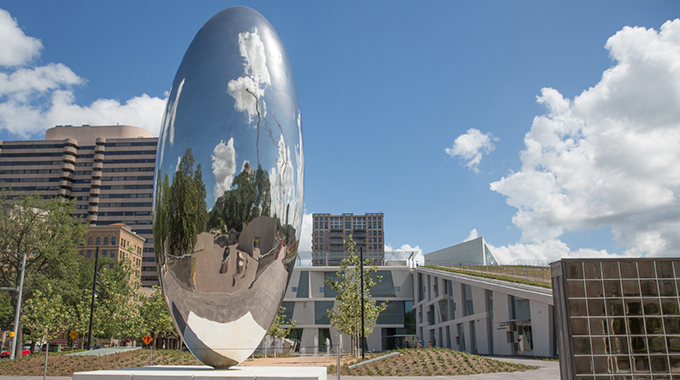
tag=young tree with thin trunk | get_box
[325,237,387,357]
[266,305,296,357]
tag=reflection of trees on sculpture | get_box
[207,163,271,233]
[154,149,207,256]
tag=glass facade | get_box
[552,258,680,380]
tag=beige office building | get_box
[0,125,159,286]
[312,212,385,266]
[81,224,146,283]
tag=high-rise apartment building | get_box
[311,212,384,266]
[0,125,159,286]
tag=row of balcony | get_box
[61,162,103,171]
[61,138,105,216]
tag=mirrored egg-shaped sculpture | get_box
[153,6,303,368]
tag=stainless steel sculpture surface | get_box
[153,6,303,368]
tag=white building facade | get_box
[413,267,557,357]
[281,264,414,353]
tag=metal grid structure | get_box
[551,258,680,380]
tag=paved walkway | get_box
[0,356,559,380]
[65,347,141,357]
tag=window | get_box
[103,250,107,257]
[314,301,334,325]
[96,237,101,245]
[111,237,116,245]
[463,284,474,316]
[103,237,108,245]
[330,217,342,230]
[296,271,309,298]
[88,237,93,245]
[87,250,91,258]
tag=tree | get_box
[62,252,142,348]
[91,260,140,344]
[21,283,69,346]
[154,149,208,256]
[0,190,87,356]
[206,164,271,234]
[265,305,296,357]
[325,237,387,357]
[139,286,175,348]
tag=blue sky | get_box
[0,1,679,264]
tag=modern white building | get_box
[281,263,414,353]
[279,262,557,357]
[424,237,499,266]
[413,266,557,357]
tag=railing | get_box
[511,259,550,267]
[426,262,551,284]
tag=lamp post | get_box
[9,250,27,360]
[359,246,365,359]
[87,247,100,350]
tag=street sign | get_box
[69,331,78,340]
[142,334,153,345]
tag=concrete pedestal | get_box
[73,365,327,380]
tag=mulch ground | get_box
[0,348,537,377]
[0,349,202,376]
[332,348,538,377]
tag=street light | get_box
[9,250,27,360]
[359,246,365,359]
[87,246,101,350]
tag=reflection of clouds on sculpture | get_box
[153,7,303,369]
[211,138,237,199]
[227,28,271,123]
[294,110,304,240]
[269,134,295,225]
[158,78,185,167]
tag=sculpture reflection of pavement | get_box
[160,216,297,368]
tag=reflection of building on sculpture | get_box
[154,146,299,367]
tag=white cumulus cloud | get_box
[464,229,479,242]
[0,8,166,138]
[211,138,237,200]
[445,128,496,172]
[490,19,680,261]
[0,9,41,67]
[227,28,271,124]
